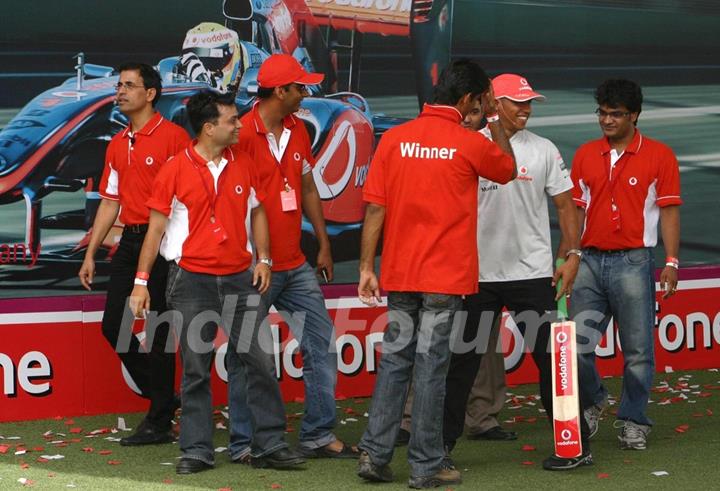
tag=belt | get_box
[123,223,149,234]
[583,247,635,255]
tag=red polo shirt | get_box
[364,104,515,295]
[233,103,315,271]
[571,129,682,250]
[146,143,265,275]
[98,112,189,225]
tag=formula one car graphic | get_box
[0,0,453,271]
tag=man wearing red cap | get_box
[441,73,592,471]
[229,54,357,461]
[357,59,516,488]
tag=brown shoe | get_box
[408,468,462,488]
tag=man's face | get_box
[597,103,637,140]
[462,99,484,131]
[207,103,241,146]
[498,98,532,133]
[282,83,308,113]
[115,70,153,114]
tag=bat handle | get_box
[556,258,568,319]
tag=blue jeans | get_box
[359,291,462,478]
[167,264,288,465]
[229,262,337,459]
[570,248,656,426]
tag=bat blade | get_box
[551,319,583,458]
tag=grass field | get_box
[1,368,718,490]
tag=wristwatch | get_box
[259,257,273,269]
[566,249,583,259]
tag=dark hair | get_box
[257,86,275,99]
[117,62,162,106]
[186,90,237,134]
[432,59,489,106]
[595,79,643,116]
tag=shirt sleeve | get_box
[655,146,682,207]
[145,160,177,216]
[462,131,514,184]
[544,140,573,196]
[300,123,315,175]
[172,126,191,155]
[98,142,119,201]
[248,158,266,206]
[570,148,588,209]
[363,132,389,206]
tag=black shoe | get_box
[358,451,393,482]
[542,451,593,471]
[251,448,306,469]
[395,428,411,447]
[176,458,213,474]
[467,426,518,441]
[120,425,175,446]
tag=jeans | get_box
[571,247,656,426]
[229,262,337,460]
[167,264,288,465]
[359,291,462,478]
[101,229,175,430]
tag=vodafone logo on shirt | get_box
[145,156,154,166]
[517,164,533,181]
[235,185,243,194]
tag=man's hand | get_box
[78,257,96,291]
[358,270,381,307]
[253,263,271,294]
[129,285,150,319]
[552,255,580,300]
[481,79,498,116]
[317,246,334,283]
[660,266,679,299]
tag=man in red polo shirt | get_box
[356,59,516,488]
[78,62,189,446]
[129,90,305,474]
[228,54,357,461]
[569,79,681,453]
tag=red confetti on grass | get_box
[53,416,62,421]
[597,473,610,479]
[344,408,356,415]
[675,424,690,433]
[692,413,705,418]
[218,488,232,491]
[20,462,30,470]
[99,450,113,455]
[521,445,536,451]
[47,473,56,478]
[64,419,75,426]
[0,445,10,454]
[36,457,49,463]
[107,460,122,465]
[525,417,538,424]
[353,399,365,404]
[707,409,714,416]
[82,447,94,453]
[703,384,720,390]
[69,428,83,434]
[162,479,173,484]
[271,484,283,489]
[69,438,82,443]
[32,446,44,452]
[698,392,712,398]
[521,461,535,466]
[54,442,68,448]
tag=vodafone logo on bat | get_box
[554,325,575,396]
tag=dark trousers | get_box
[101,228,176,430]
[443,278,590,450]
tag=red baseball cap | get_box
[492,74,546,102]
[257,54,325,88]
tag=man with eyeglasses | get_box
[229,54,358,463]
[570,79,681,452]
[78,62,189,446]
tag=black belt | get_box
[123,223,149,234]
[583,247,635,255]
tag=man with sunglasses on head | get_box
[229,54,357,462]
[570,79,681,452]
[79,62,189,447]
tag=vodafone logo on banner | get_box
[0,350,53,397]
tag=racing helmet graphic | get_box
[181,22,243,93]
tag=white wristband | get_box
[665,262,679,269]
[485,113,500,123]
[134,278,148,286]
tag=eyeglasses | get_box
[114,81,147,91]
[595,108,631,119]
[285,83,307,93]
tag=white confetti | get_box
[117,417,130,431]
[66,484,77,488]
[160,462,174,466]
[41,454,66,460]
[652,471,669,476]
[18,478,29,485]
[214,447,227,453]
[346,417,358,422]
[215,422,227,430]
[105,437,122,442]
[43,431,53,436]
[15,450,27,455]
[4,436,21,440]
[363,412,369,418]
[221,411,229,419]
[664,366,674,373]
[340,420,347,425]
[657,400,672,406]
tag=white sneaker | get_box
[584,398,607,439]
[615,420,651,450]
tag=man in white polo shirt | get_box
[442,74,593,471]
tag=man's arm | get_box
[552,191,581,299]
[78,199,120,290]
[251,203,271,294]
[358,203,385,306]
[482,82,517,178]
[659,205,680,299]
[301,172,334,281]
[128,209,168,317]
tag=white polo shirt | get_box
[477,128,572,282]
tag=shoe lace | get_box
[613,420,645,439]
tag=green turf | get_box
[1,369,719,489]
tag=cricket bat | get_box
[550,258,583,458]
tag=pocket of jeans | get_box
[424,293,459,310]
[624,248,650,266]
[165,262,182,300]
